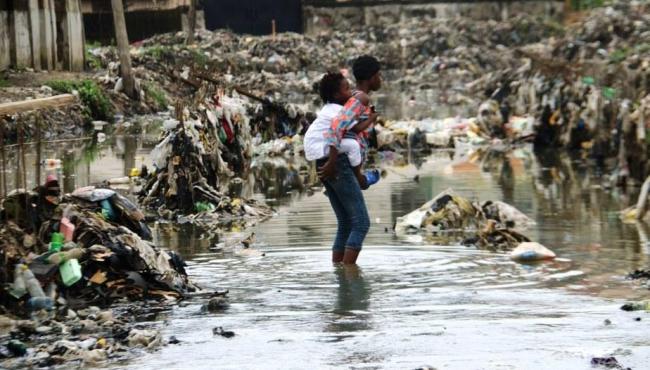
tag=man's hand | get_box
[318,158,337,181]
[318,146,339,181]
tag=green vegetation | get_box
[189,49,209,66]
[143,82,168,110]
[46,79,114,122]
[0,75,9,88]
[144,45,172,60]
[571,0,607,10]
[609,48,628,63]
[85,41,103,70]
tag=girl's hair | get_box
[319,71,345,104]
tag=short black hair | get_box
[353,55,380,81]
[319,71,345,104]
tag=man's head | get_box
[319,72,352,105]
[353,55,382,91]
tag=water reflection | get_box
[327,265,371,333]
[0,134,155,195]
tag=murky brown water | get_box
[148,146,650,369]
[4,133,650,369]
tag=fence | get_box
[0,0,84,72]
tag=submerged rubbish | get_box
[395,188,538,251]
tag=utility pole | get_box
[111,0,137,99]
[186,0,197,44]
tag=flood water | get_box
[4,132,650,369]
[141,147,650,369]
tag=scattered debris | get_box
[212,327,235,338]
[590,356,630,370]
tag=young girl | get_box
[304,72,379,189]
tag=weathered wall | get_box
[0,0,83,72]
[304,1,563,34]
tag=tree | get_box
[111,0,137,99]
[186,0,198,44]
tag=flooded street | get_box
[105,147,649,369]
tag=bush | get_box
[46,79,114,122]
[143,82,168,111]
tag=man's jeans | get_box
[319,155,370,252]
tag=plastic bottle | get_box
[10,264,27,299]
[60,259,82,287]
[45,282,57,300]
[26,297,54,311]
[22,266,46,298]
[100,199,116,220]
[195,202,215,213]
[364,169,380,187]
[60,217,75,242]
[49,232,64,252]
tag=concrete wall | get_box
[304,1,563,34]
[0,0,83,72]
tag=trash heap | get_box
[376,105,535,150]
[85,11,564,105]
[394,189,540,252]
[463,1,650,179]
[139,92,273,224]
[0,178,196,367]
[1,185,194,310]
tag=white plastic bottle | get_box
[22,266,46,298]
[10,264,27,299]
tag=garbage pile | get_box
[0,177,196,367]
[85,11,565,106]
[376,106,535,150]
[463,1,650,179]
[394,189,541,252]
[139,93,273,224]
[1,184,194,309]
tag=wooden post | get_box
[11,2,32,69]
[271,19,276,40]
[35,114,42,186]
[19,121,28,225]
[28,0,42,71]
[111,0,137,99]
[64,0,84,72]
[0,120,5,198]
[186,0,197,44]
[0,4,11,71]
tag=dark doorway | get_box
[203,0,303,35]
